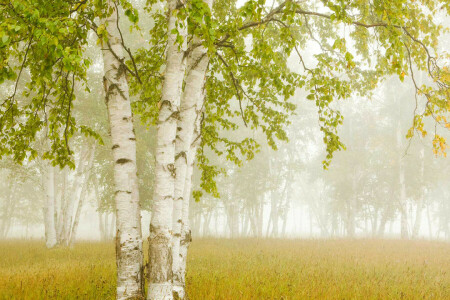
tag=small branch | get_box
[216,52,248,127]
[113,1,142,84]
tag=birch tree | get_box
[0,1,145,298]
[130,0,449,297]
[99,1,144,298]
[171,1,213,297]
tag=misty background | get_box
[1,2,449,243]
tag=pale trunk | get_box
[56,167,68,244]
[258,200,264,237]
[412,148,425,239]
[397,123,409,239]
[65,148,91,244]
[378,212,388,237]
[101,2,143,298]
[44,164,57,248]
[171,35,210,299]
[177,88,207,296]
[148,0,187,298]
[0,180,15,238]
[426,205,433,239]
[55,169,64,241]
[69,144,96,247]
[63,171,80,245]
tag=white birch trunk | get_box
[173,0,213,292]
[94,177,106,241]
[44,164,57,248]
[412,148,425,239]
[63,173,80,245]
[101,2,143,298]
[171,24,211,298]
[69,144,96,247]
[397,123,409,239]
[56,167,68,244]
[55,169,63,242]
[148,0,187,298]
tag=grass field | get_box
[0,239,449,299]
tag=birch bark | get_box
[44,164,57,248]
[101,2,143,298]
[171,29,211,299]
[148,0,187,298]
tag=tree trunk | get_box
[44,164,57,248]
[258,200,264,237]
[378,211,388,237]
[426,204,433,239]
[94,177,106,241]
[397,122,409,239]
[69,144,96,247]
[55,168,64,242]
[346,203,355,238]
[101,2,143,298]
[0,180,15,239]
[171,25,210,296]
[412,148,425,239]
[148,0,187,298]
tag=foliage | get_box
[131,0,449,200]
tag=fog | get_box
[2,74,449,241]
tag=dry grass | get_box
[0,239,449,299]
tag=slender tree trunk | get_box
[396,122,409,239]
[64,148,91,245]
[280,175,290,237]
[69,144,96,247]
[377,211,388,237]
[104,212,110,239]
[94,177,106,240]
[266,210,272,237]
[171,35,209,298]
[346,203,355,238]
[412,148,425,239]
[101,2,143,298]
[176,143,195,296]
[258,200,264,237]
[148,0,187,298]
[44,164,57,248]
[56,167,68,244]
[427,204,433,239]
[55,168,64,242]
[270,191,279,238]
[0,181,15,239]
[412,199,424,239]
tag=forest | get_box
[0,0,449,299]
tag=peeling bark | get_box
[101,1,143,298]
[171,22,211,299]
[148,0,188,298]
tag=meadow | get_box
[0,239,449,299]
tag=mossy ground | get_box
[1,239,449,299]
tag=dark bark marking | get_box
[116,158,132,164]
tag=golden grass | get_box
[0,239,449,299]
